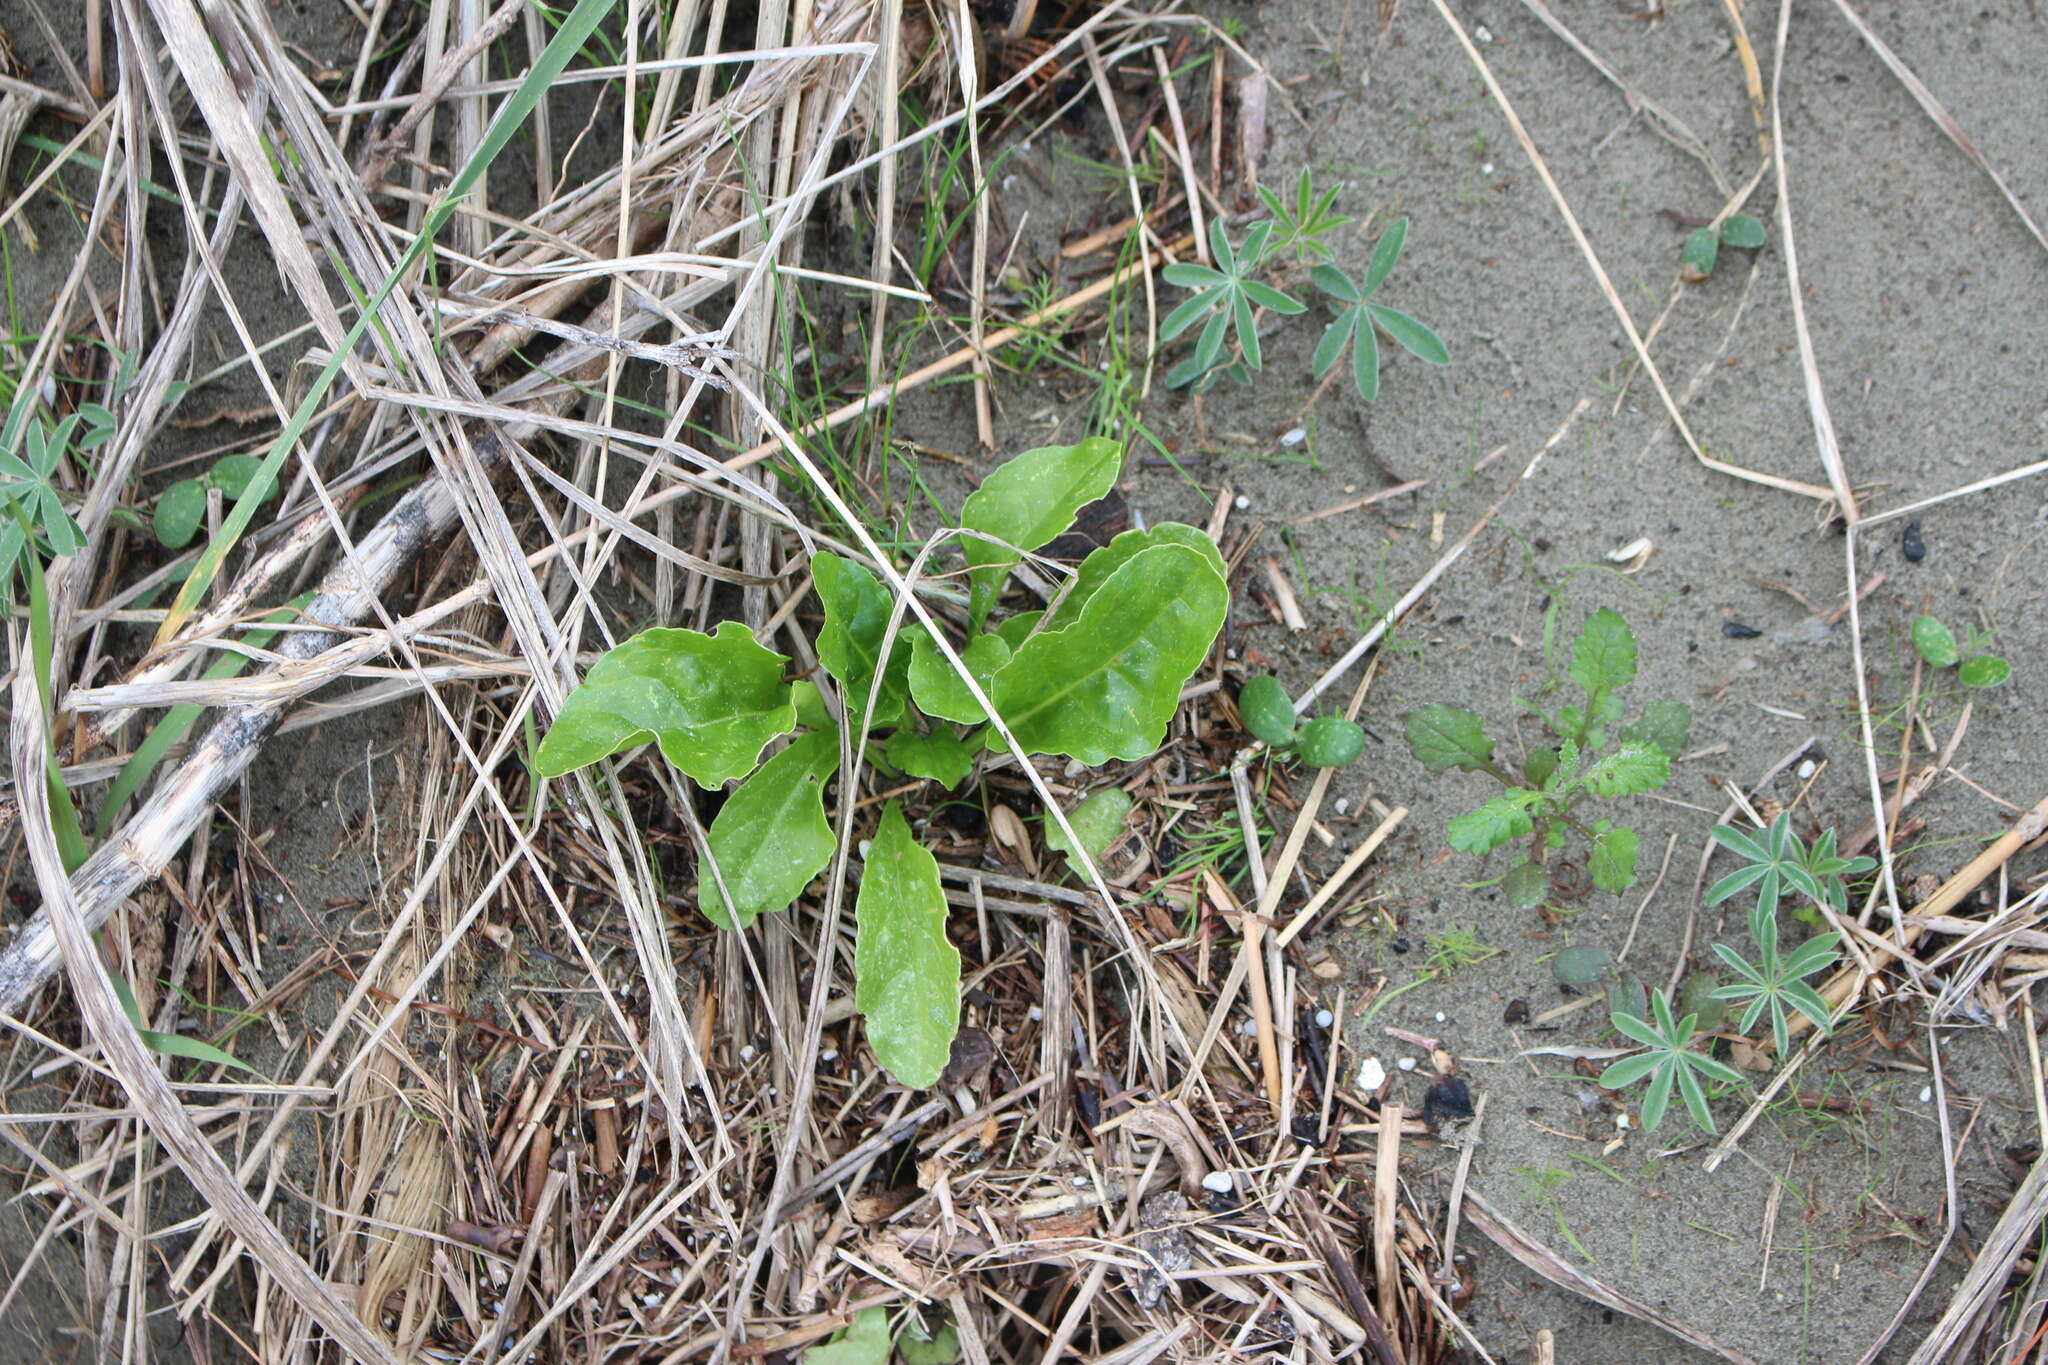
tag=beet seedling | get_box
[1237,673,1367,768]
[534,437,1228,1088]
[1404,609,1689,905]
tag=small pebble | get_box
[1028,1005,1044,1021]
[1434,1011,1446,1023]
[858,839,872,858]
[1797,759,1817,780]
[1481,162,1494,175]
[1315,1008,1335,1029]
[1074,1175,1091,1188]
[1474,23,1494,42]
[1722,621,1763,639]
[819,1048,838,1064]
[1902,519,1926,562]
[1280,427,1307,447]
[1234,494,1250,510]
[738,1044,756,1063]
[1397,1056,1418,1072]
[1357,1057,1388,1092]
[1920,1086,1934,1104]
[1334,797,1351,816]
[1616,1112,1632,1131]
[1201,1170,1235,1194]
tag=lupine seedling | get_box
[1404,609,1689,906]
[1238,673,1366,768]
[1705,813,1864,1056]
[1681,213,1767,282]
[1598,986,1745,1134]
[535,438,1229,1088]
[1911,612,2011,690]
[1710,901,1840,1059]
[1159,171,1448,400]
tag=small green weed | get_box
[1236,674,1366,768]
[1681,213,1767,282]
[1404,608,1689,905]
[1911,612,2011,690]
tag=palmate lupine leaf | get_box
[1711,901,1842,1057]
[1161,219,1303,388]
[1308,218,1448,401]
[1599,987,1744,1133]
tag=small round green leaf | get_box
[1238,675,1298,747]
[1911,614,1960,668]
[206,453,273,501]
[1681,227,1720,280]
[1046,786,1134,869]
[1501,861,1547,907]
[1959,655,2011,689]
[1717,214,1767,249]
[1553,945,1612,989]
[154,479,207,548]
[1296,715,1366,767]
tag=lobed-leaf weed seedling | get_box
[1237,673,1367,768]
[1160,170,1448,401]
[1911,612,2011,690]
[1680,212,1767,283]
[1404,609,1689,906]
[534,437,1229,1088]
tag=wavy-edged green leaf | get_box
[1296,715,1365,767]
[989,543,1226,764]
[1366,301,1449,366]
[1446,795,1533,854]
[1911,614,1959,667]
[855,801,960,1088]
[1582,743,1669,797]
[535,622,793,785]
[1404,704,1494,773]
[154,478,206,548]
[813,552,909,732]
[700,730,838,930]
[1620,700,1691,759]
[961,436,1123,627]
[1050,523,1226,630]
[1960,655,2011,689]
[1237,674,1299,746]
[884,727,978,788]
[1590,823,1641,893]
[909,629,1012,724]
[1045,787,1132,869]
[1502,861,1547,907]
[1570,609,1638,699]
[991,610,1043,651]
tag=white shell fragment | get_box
[1357,1057,1388,1093]
[1605,537,1656,573]
[1201,1170,1235,1194]
[1397,1056,1418,1072]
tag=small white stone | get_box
[1475,23,1494,42]
[1280,427,1307,447]
[1616,1112,1632,1130]
[1920,1086,1934,1103]
[1357,1057,1387,1092]
[1074,1175,1091,1187]
[1201,1170,1234,1194]
[819,1047,838,1063]
[1797,759,1817,780]
[1481,162,1494,175]
[1315,1008,1335,1029]
[738,1044,756,1062]
[39,377,56,406]
[1434,1012,1446,1023]
[1334,798,1351,816]
[858,839,872,858]
[1234,494,1250,510]
[1028,1005,1045,1022]
[1397,1056,1418,1072]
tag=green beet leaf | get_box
[1046,786,1133,869]
[1049,523,1226,629]
[1910,614,1959,668]
[1502,860,1548,907]
[989,543,1226,764]
[960,436,1123,628]
[1447,794,1534,854]
[1237,674,1299,746]
[855,801,961,1088]
[154,479,207,548]
[908,629,1012,724]
[535,621,794,786]
[813,551,909,732]
[700,729,838,930]
[1590,822,1642,893]
[1404,703,1494,773]
[802,1306,892,1365]
[884,727,979,788]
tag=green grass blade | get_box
[154,0,618,644]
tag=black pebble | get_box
[1503,998,1531,1025]
[1722,621,1763,639]
[1291,1116,1322,1147]
[1903,519,1926,562]
[1423,1075,1476,1130]
[1391,936,1411,954]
